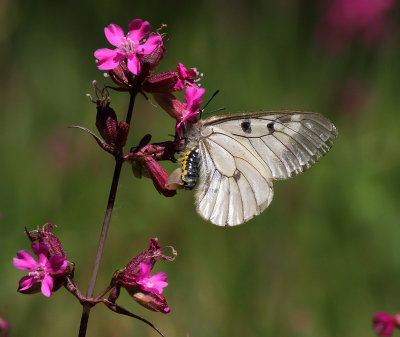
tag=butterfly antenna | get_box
[200,90,220,118]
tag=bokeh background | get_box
[2,0,400,336]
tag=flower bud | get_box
[115,121,130,149]
[95,101,119,146]
[142,70,179,93]
[26,223,66,258]
[140,157,176,197]
[132,291,170,313]
[108,62,135,91]
[152,92,186,121]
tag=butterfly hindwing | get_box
[192,111,337,226]
[195,126,274,226]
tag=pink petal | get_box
[173,79,185,91]
[153,281,168,294]
[136,34,162,55]
[13,250,38,270]
[151,272,168,283]
[177,63,187,77]
[38,252,48,266]
[138,262,152,279]
[185,87,205,112]
[32,242,49,256]
[127,53,140,75]
[41,274,54,297]
[127,19,151,42]
[18,275,36,291]
[94,48,123,70]
[104,24,125,47]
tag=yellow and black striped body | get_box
[181,146,201,190]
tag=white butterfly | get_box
[166,111,338,226]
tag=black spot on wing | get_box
[267,122,275,134]
[233,170,241,181]
[241,119,252,134]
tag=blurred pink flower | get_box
[94,19,162,75]
[13,242,68,297]
[0,317,10,337]
[136,262,168,294]
[373,312,400,336]
[316,0,396,53]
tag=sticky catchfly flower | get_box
[136,261,168,294]
[94,19,162,75]
[111,238,177,313]
[13,242,69,297]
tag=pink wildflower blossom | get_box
[13,242,68,297]
[94,19,162,75]
[136,262,168,294]
[373,312,400,336]
[174,63,202,91]
[176,86,206,135]
[152,86,205,138]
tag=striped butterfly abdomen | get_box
[181,146,201,189]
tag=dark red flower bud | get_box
[108,61,136,91]
[131,291,170,313]
[95,101,118,146]
[26,223,66,258]
[115,121,130,149]
[140,157,176,197]
[152,92,187,121]
[142,70,179,93]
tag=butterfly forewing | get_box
[204,111,337,179]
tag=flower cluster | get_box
[13,224,177,318]
[109,238,177,313]
[13,224,71,297]
[94,19,205,139]
[92,19,209,196]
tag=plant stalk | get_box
[78,91,136,337]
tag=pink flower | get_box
[136,262,168,294]
[174,63,202,91]
[373,312,400,336]
[94,19,162,75]
[13,242,69,297]
[176,86,205,135]
[113,238,176,313]
[316,0,396,53]
[152,87,205,138]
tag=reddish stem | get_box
[78,91,137,337]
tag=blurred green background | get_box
[2,0,400,336]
